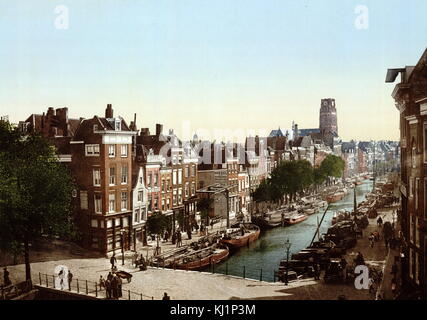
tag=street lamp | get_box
[120,228,125,266]
[284,238,292,285]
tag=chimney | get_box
[156,124,163,136]
[105,104,113,118]
[294,124,299,139]
[140,128,150,136]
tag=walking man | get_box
[67,269,73,290]
[3,267,11,287]
[110,253,117,270]
[162,292,171,300]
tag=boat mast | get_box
[310,204,330,246]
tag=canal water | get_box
[214,180,373,282]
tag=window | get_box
[109,193,115,213]
[109,145,115,157]
[121,192,128,210]
[153,174,158,187]
[106,220,113,228]
[138,190,143,202]
[85,144,100,156]
[191,182,195,196]
[185,166,189,178]
[80,191,88,209]
[185,183,189,197]
[93,125,98,132]
[115,119,121,131]
[191,165,196,177]
[121,145,127,157]
[409,177,414,198]
[121,165,128,184]
[93,169,101,186]
[94,193,102,213]
[147,173,152,187]
[134,209,140,223]
[178,169,182,184]
[109,167,116,185]
[91,219,98,228]
[173,170,177,185]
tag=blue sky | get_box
[1,0,426,141]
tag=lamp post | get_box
[284,238,292,285]
[120,228,125,266]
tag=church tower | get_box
[319,98,338,136]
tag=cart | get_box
[114,270,133,283]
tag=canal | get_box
[214,180,373,282]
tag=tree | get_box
[146,213,169,237]
[0,121,75,281]
[197,197,213,230]
[319,155,345,185]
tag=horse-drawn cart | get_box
[114,270,133,283]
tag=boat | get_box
[174,244,229,271]
[220,223,261,249]
[251,215,282,229]
[326,192,345,203]
[284,213,308,225]
[304,207,316,215]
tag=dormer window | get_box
[93,124,98,132]
[115,119,121,131]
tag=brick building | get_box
[70,104,136,252]
[387,49,427,298]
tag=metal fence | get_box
[36,272,153,300]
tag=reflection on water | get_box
[214,180,373,282]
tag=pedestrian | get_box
[177,231,182,248]
[111,275,118,299]
[132,251,139,268]
[3,267,11,287]
[385,237,389,249]
[369,234,375,248]
[162,292,171,300]
[117,275,122,298]
[99,275,105,289]
[313,263,320,280]
[172,231,176,245]
[67,269,73,290]
[377,216,383,227]
[110,253,117,270]
[355,252,365,265]
[105,279,111,299]
[107,272,113,281]
[58,267,65,290]
[187,229,192,240]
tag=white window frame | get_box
[109,167,116,185]
[121,165,128,184]
[121,144,128,157]
[138,190,143,203]
[85,144,100,156]
[94,193,102,214]
[93,169,101,186]
[121,192,128,211]
[109,144,116,157]
[109,193,116,213]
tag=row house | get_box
[137,125,198,233]
[21,104,137,253]
[341,141,358,179]
[387,49,427,299]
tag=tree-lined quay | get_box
[0,101,400,300]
